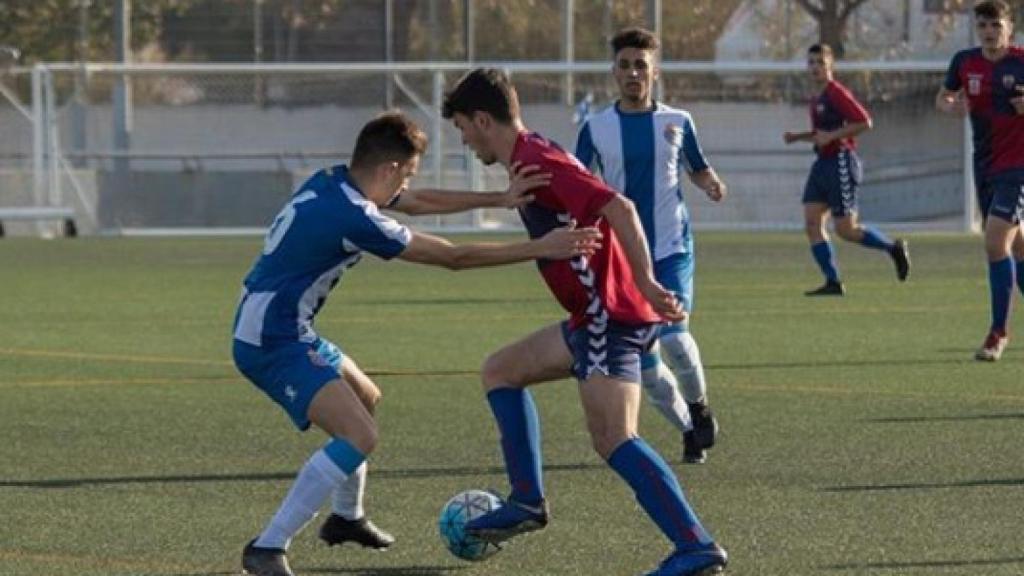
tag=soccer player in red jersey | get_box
[442,68,727,576]
[784,44,911,296]
[937,0,1024,361]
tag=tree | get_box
[794,0,870,58]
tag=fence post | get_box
[31,65,45,210]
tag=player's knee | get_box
[804,219,825,240]
[480,353,513,391]
[589,429,629,460]
[835,224,859,242]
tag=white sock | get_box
[330,461,366,520]
[641,345,693,433]
[255,449,348,550]
[660,331,707,405]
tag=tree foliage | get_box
[794,0,871,58]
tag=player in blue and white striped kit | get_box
[232,112,601,576]
[576,28,724,465]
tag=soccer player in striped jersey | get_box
[575,27,723,465]
[232,111,601,576]
[936,0,1024,361]
[784,44,911,296]
[443,68,728,576]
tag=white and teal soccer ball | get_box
[438,489,503,561]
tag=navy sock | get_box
[859,226,893,251]
[486,388,544,504]
[1016,259,1024,298]
[989,258,1014,333]
[811,241,840,283]
[607,437,712,551]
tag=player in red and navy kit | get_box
[442,69,727,576]
[936,0,1024,361]
[784,44,911,296]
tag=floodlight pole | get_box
[562,0,574,106]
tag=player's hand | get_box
[1012,86,1024,116]
[636,276,686,322]
[811,130,834,147]
[537,219,602,259]
[937,95,968,116]
[705,179,727,202]
[783,131,800,145]
[502,162,551,208]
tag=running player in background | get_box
[575,27,721,464]
[784,44,911,297]
[232,111,601,576]
[936,0,1024,361]
[443,68,728,576]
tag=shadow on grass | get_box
[0,462,604,489]
[823,477,1024,492]
[706,356,973,371]
[822,556,1024,571]
[304,567,463,575]
[865,413,1024,423]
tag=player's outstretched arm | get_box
[783,130,815,145]
[690,167,727,202]
[396,224,601,270]
[389,162,550,215]
[598,195,685,322]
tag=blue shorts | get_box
[654,250,694,336]
[232,337,344,431]
[802,149,862,217]
[561,319,658,383]
[984,174,1024,224]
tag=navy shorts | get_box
[232,337,344,431]
[984,175,1024,225]
[802,149,862,217]
[560,319,658,383]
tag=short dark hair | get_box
[808,43,834,60]
[611,27,660,55]
[351,111,427,170]
[441,68,520,125]
[975,0,1011,21]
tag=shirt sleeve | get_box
[534,157,616,224]
[828,83,871,124]
[943,52,964,92]
[680,115,710,173]
[574,121,602,174]
[345,201,412,260]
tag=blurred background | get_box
[0,0,1016,236]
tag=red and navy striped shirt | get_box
[810,80,871,158]
[944,46,1024,180]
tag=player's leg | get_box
[464,323,574,541]
[310,340,394,550]
[1012,226,1024,298]
[236,341,377,576]
[577,325,726,575]
[650,250,718,464]
[804,201,843,295]
[977,183,1022,360]
[833,212,911,282]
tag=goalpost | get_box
[5,60,973,236]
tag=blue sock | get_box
[859,226,893,251]
[989,258,1014,333]
[487,388,544,504]
[1016,260,1024,298]
[323,437,366,475]
[607,437,713,551]
[811,241,840,283]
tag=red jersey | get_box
[810,80,871,158]
[944,46,1024,179]
[511,131,662,329]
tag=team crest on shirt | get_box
[815,103,826,114]
[1003,74,1017,90]
[307,348,328,367]
[663,123,683,147]
[968,74,983,96]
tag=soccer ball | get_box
[438,489,503,561]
